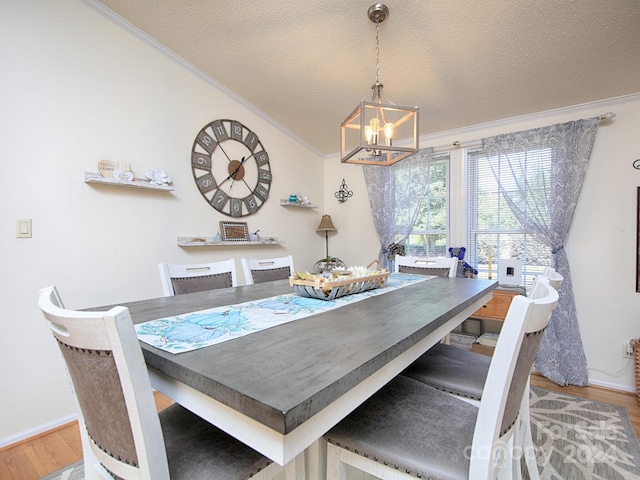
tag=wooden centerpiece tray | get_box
[290,261,390,300]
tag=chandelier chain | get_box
[375,17,380,84]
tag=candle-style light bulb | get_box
[365,125,373,144]
[369,117,380,145]
[384,122,393,146]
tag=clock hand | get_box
[229,156,248,180]
[217,156,247,189]
[217,176,232,188]
[228,156,248,191]
[225,154,255,189]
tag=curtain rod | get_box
[431,140,482,154]
[430,112,616,153]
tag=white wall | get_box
[3,0,640,448]
[0,0,324,443]
[324,94,640,393]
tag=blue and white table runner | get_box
[135,273,431,354]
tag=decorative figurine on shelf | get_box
[145,167,172,186]
[249,230,261,242]
[297,194,311,205]
[289,194,299,203]
[112,161,134,183]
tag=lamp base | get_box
[314,257,346,274]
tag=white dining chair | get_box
[240,255,294,285]
[37,285,297,480]
[401,268,564,479]
[324,276,559,480]
[394,255,458,278]
[158,259,237,296]
[541,266,564,290]
[394,254,459,344]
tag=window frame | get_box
[464,147,553,289]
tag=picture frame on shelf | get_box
[220,221,249,242]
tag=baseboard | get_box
[0,413,77,450]
[588,377,636,394]
[531,371,637,395]
[1,390,169,450]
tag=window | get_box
[466,149,552,289]
[396,154,450,257]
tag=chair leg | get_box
[79,419,112,480]
[520,381,540,480]
[520,418,540,480]
[325,443,348,480]
[499,435,515,480]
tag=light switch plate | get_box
[16,218,32,238]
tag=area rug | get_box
[529,387,640,479]
[40,388,640,479]
[39,460,83,480]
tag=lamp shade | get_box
[316,214,337,232]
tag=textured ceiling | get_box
[92,0,640,155]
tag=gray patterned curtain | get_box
[482,118,600,386]
[363,148,435,268]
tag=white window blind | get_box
[467,148,552,288]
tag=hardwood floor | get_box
[0,392,172,480]
[1,378,639,480]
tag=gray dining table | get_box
[93,275,496,478]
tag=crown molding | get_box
[417,92,640,152]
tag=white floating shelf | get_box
[84,172,174,191]
[280,199,316,208]
[178,236,284,247]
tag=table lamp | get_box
[317,215,337,258]
[315,215,344,272]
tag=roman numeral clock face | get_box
[191,119,272,217]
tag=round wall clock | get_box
[191,119,272,217]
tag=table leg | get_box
[284,451,306,479]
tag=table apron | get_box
[148,292,491,467]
